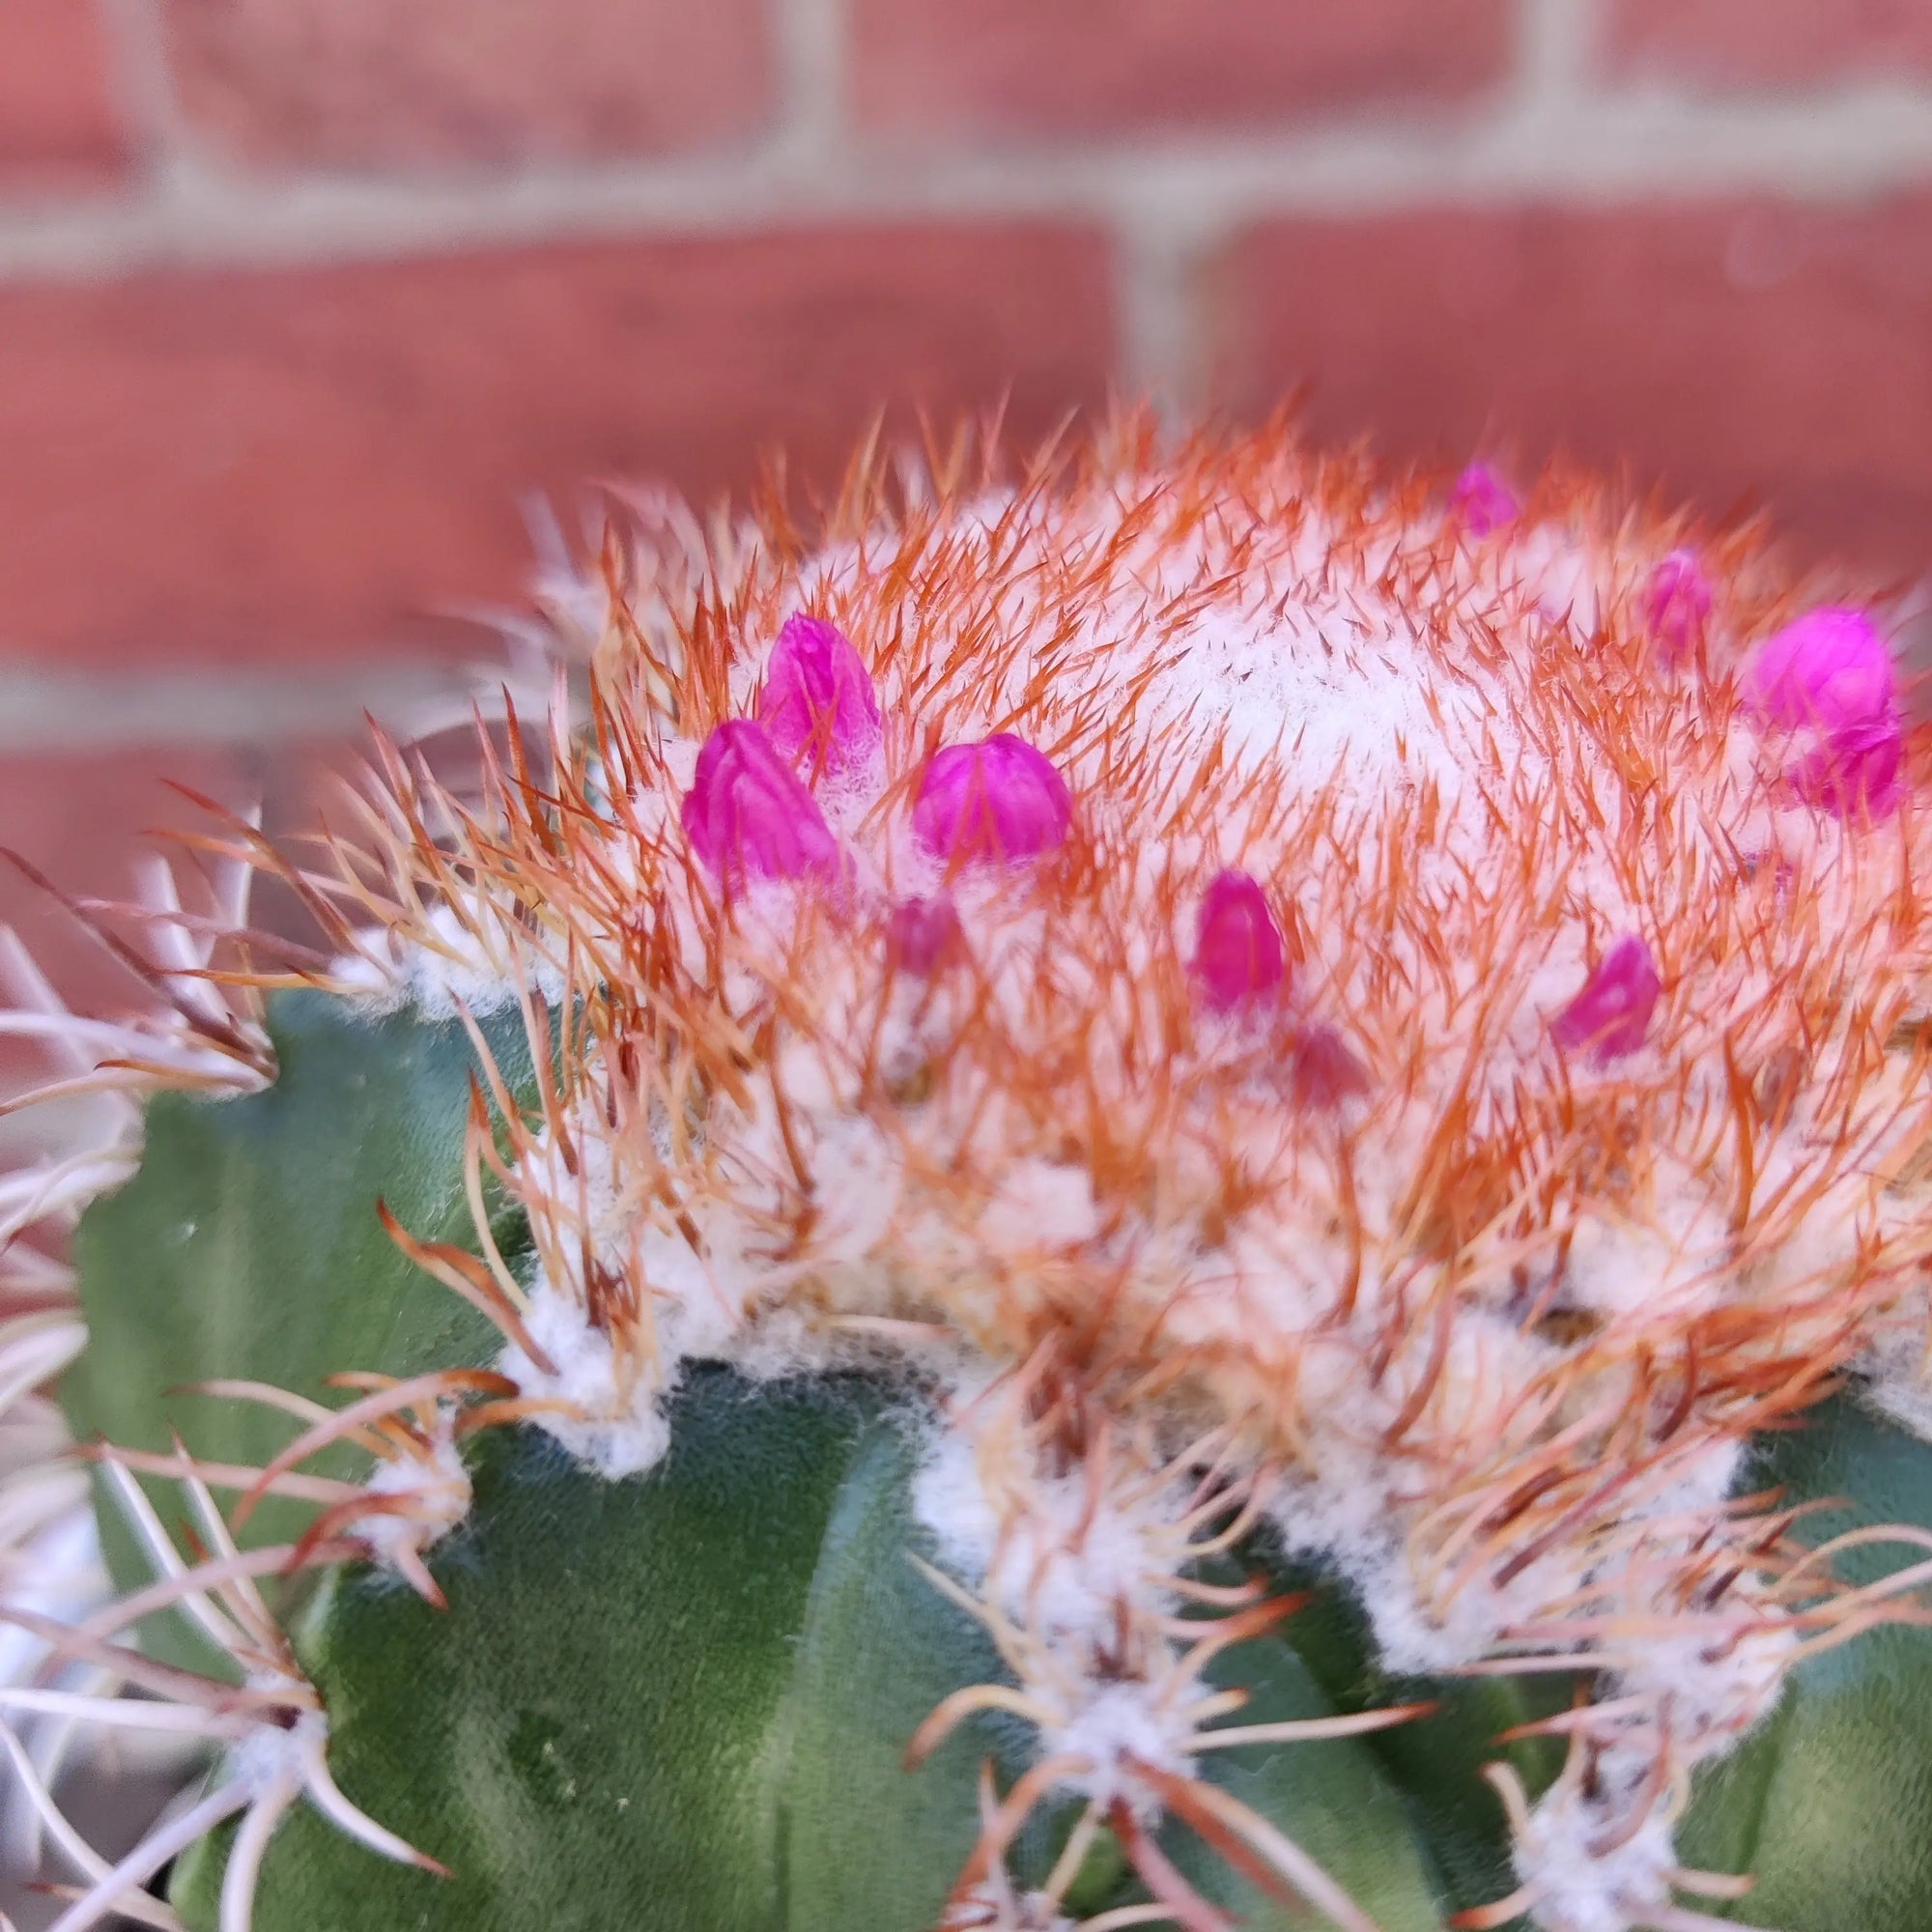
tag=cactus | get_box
[7,417,1932,1932]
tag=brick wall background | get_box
[7,0,1932,1006]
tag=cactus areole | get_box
[11,419,1932,1932]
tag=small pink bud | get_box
[887,895,965,976]
[1191,871,1288,1014]
[1643,551,1713,664]
[1743,610,1903,820]
[912,734,1072,867]
[1743,608,1897,737]
[1552,936,1661,1065]
[755,614,882,781]
[1790,716,1904,818]
[681,720,842,886]
[1287,1024,1369,1111]
[1451,463,1520,538]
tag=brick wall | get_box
[7,0,1932,1004]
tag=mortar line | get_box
[1516,0,1599,108]
[0,662,488,753]
[2,81,1932,280]
[1113,207,1231,427]
[94,0,190,175]
[769,0,851,161]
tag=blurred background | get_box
[6,0,1932,1005]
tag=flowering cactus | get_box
[7,418,1932,1932]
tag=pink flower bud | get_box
[1191,871,1288,1015]
[1743,610,1903,820]
[1643,551,1712,665]
[681,720,842,886]
[887,895,965,976]
[1451,463,1520,538]
[912,734,1072,867]
[1790,717,1904,818]
[755,614,882,781]
[1552,936,1661,1065]
[1743,609,1896,737]
[1287,1024,1369,1111]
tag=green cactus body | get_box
[8,423,1932,1932]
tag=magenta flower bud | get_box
[1790,717,1904,818]
[755,614,882,781]
[1191,870,1288,1014]
[1287,1024,1369,1111]
[681,720,842,886]
[887,895,965,976]
[912,734,1072,867]
[1552,936,1662,1065]
[1743,608,1897,737]
[1743,610,1903,820]
[1450,463,1520,538]
[1643,551,1713,664]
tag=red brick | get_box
[1214,198,1932,580]
[851,0,1511,141]
[0,0,130,185]
[1606,0,1932,84]
[0,225,1115,669]
[0,748,248,1021]
[161,0,771,169]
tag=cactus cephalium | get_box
[8,416,1932,1932]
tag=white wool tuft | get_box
[355,1411,471,1559]
[499,1287,671,1480]
[1867,1372,1932,1444]
[1557,1184,1734,1321]
[323,945,408,1014]
[1859,1312,1932,1443]
[1038,1678,1195,1810]
[791,1114,907,1275]
[906,1390,1225,1821]
[226,1703,330,1792]
[335,904,566,1021]
[976,1159,1102,1256]
[1615,1619,1796,1749]
[913,1422,1177,1639]
[404,905,515,1019]
[1511,1772,1678,1932]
